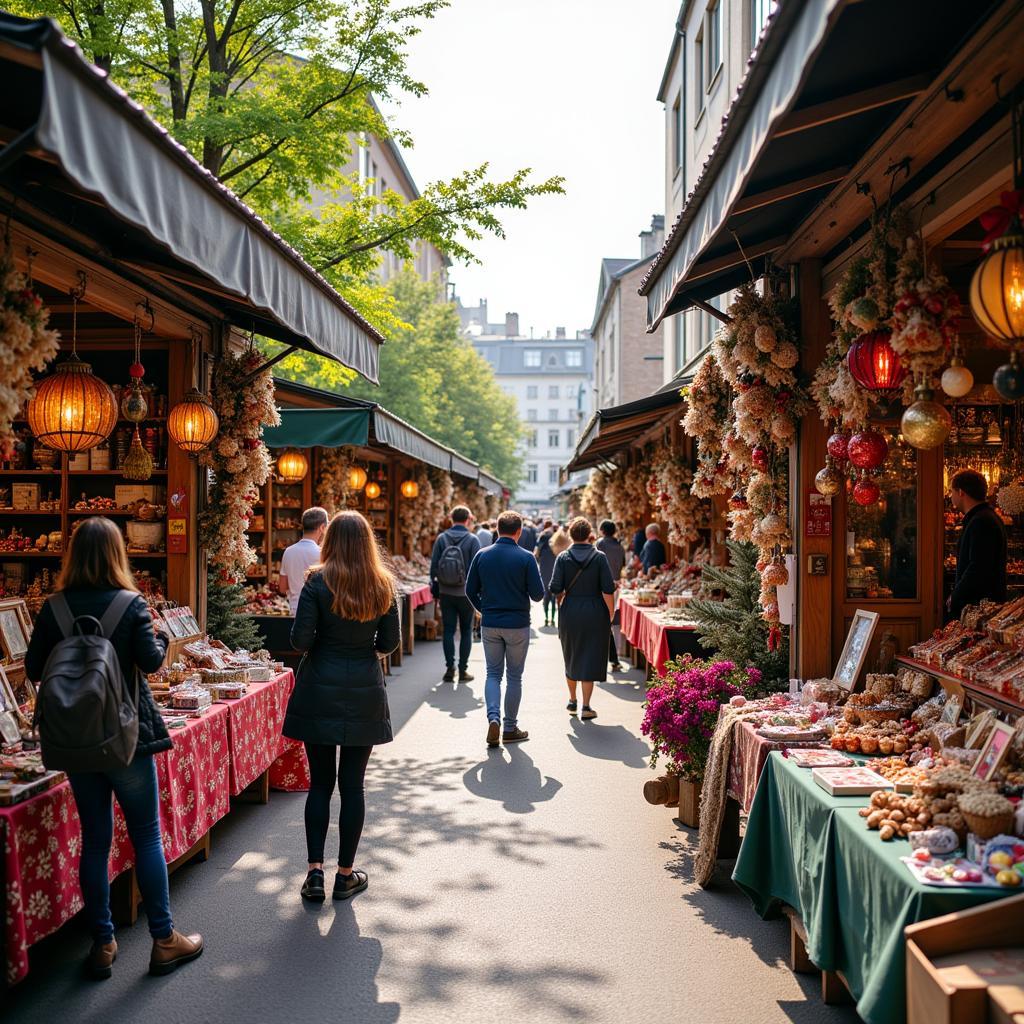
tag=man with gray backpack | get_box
[429,505,481,682]
[25,517,203,980]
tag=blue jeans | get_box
[440,595,475,671]
[68,755,173,944]
[482,626,530,731]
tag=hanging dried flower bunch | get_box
[646,447,709,546]
[682,353,733,498]
[315,447,355,515]
[0,249,59,458]
[580,469,609,520]
[603,460,650,527]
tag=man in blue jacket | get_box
[466,510,545,748]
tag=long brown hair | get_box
[316,511,394,621]
[57,517,138,592]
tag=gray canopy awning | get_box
[0,15,383,382]
[371,409,453,472]
[477,471,506,498]
[449,452,480,481]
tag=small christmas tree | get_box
[205,571,263,652]
[688,540,788,690]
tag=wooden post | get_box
[167,335,199,609]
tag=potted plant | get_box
[641,655,761,827]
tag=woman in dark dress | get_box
[283,511,401,903]
[549,516,616,720]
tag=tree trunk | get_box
[160,0,187,124]
[87,3,111,74]
[199,0,229,176]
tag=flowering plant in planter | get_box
[641,655,762,782]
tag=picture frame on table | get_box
[964,709,997,749]
[940,694,963,726]
[832,610,879,691]
[0,664,26,733]
[161,609,185,639]
[0,598,31,663]
[972,720,1016,782]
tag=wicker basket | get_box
[960,809,1015,840]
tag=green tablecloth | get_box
[733,752,1011,1024]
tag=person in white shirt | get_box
[476,521,494,548]
[278,507,328,615]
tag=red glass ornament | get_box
[751,445,769,471]
[846,331,907,391]
[128,361,145,380]
[847,429,888,470]
[853,475,881,506]
[826,432,849,463]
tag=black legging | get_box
[303,743,373,867]
[543,590,557,622]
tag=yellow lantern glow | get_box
[277,448,308,483]
[970,229,1024,343]
[365,481,381,500]
[28,353,118,452]
[400,479,419,498]
[348,466,368,491]
[167,387,220,453]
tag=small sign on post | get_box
[806,493,832,538]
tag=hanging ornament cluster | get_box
[645,448,708,546]
[681,353,732,498]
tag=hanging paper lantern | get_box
[940,354,974,399]
[348,466,368,491]
[993,351,1024,401]
[847,331,907,391]
[400,479,419,499]
[847,429,888,470]
[826,432,850,464]
[365,481,381,500]
[167,388,220,453]
[815,462,843,496]
[853,474,881,506]
[901,384,951,450]
[751,445,770,471]
[969,226,1024,344]
[277,449,308,483]
[28,354,118,452]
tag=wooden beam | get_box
[732,167,850,216]
[691,298,733,325]
[685,235,789,283]
[774,75,932,138]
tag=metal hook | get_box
[944,83,965,104]
[69,270,87,302]
[135,298,155,334]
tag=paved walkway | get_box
[6,626,857,1023]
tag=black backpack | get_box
[436,531,469,588]
[34,590,140,773]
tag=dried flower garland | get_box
[683,353,732,498]
[603,461,650,528]
[199,347,280,576]
[646,447,708,546]
[580,469,609,521]
[0,250,59,458]
[315,447,354,515]
[452,480,489,522]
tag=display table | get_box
[727,720,826,814]
[619,597,702,673]
[733,751,1010,1024]
[1,703,231,986]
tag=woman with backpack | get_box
[25,517,202,979]
[283,510,401,903]
[549,516,616,721]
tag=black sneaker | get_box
[566,700,578,715]
[301,868,325,903]
[333,870,368,901]
[459,670,475,683]
[442,667,455,683]
[580,706,598,720]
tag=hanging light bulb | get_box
[400,479,419,498]
[365,481,381,500]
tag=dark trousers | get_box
[69,755,172,944]
[543,590,557,623]
[440,594,475,670]
[303,743,374,867]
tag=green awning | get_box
[263,408,370,450]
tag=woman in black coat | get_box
[283,511,400,903]
[549,516,615,721]
[25,517,202,979]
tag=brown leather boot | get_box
[87,939,117,979]
[149,929,203,976]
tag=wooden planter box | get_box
[676,779,702,828]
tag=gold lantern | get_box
[348,466,368,491]
[167,387,220,453]
[400,479,419,499]
[277,448,308,483]
[969,227,1024,344]
[365,481,381,500]
[28,279,117,452]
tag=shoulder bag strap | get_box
[49,593,75,639]
[563,549,598,596]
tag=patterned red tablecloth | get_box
[266,669,311,792]
[619,598,695,674]
[408,583,433,610]
[218,679,285,796]
[1,704,232,985]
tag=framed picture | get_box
[832,610,879,691]
[0,664,27,727]
[965,709,996,749]
[972,720,1016,782]
[940,694,963,726]
[0,599,31,663]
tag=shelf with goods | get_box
[894,654,1024,718]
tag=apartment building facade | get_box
[656,0,777,380]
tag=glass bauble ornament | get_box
[826,431,849,464]
[121,381,148,423]
[853,474,881,506]
[993,350,1024,401]
[901,384,951,450]
[847,429,888,470]
[815,463,842,496]
[940,356,973,399]
[751,445,769,471]
[728,491,749,510]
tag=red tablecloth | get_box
[619,598,695,674]
[266,668,311,792]
[218,676,289,796]
[408,583,433,610]
[1,704,231,985]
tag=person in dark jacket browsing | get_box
[429,506,481,683]
[284,511,401,904]
[465,510,545,749]
[25,517,202,980]
[948,469,1007,618]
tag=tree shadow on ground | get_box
[597,674,648,703]
[424,680,484,720]
[565,717,650,768]
[462,746,563,814]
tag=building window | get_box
[527,385,538,399]
[694,28,704,115]
[566,350,582,367]
[565,384,577,399]
[526,429,537,449]
[546,408,557,422]
[706,3,722,89]
[749,0,776,51]
[524,350,541,367]
[527,464,538,484]
[549,465,559,484]
[548,429,560,448]
[527,409,537,421]
[547,354,558,367]
[548,384,559,399]
[672,92,683,173]
[566,428,575,447]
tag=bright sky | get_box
[382,0,681,337]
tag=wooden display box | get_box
[905,893,1024,1024]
